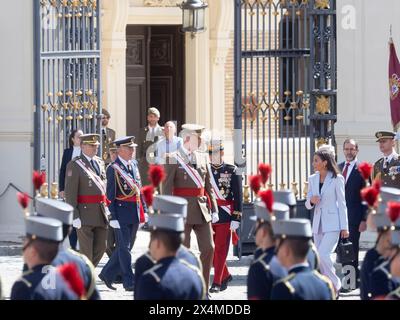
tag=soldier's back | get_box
[360,248,381,300]
[177,245,202,271]
[52,248,100,300]
[11,266,78,300]
[370,259,399,299]
[271,266,335,300]
[135,256,205,300]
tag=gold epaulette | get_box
[273,272,296,294]
[179,259,207,300]
[313,270,336,300]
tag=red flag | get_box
[389,40,400,129]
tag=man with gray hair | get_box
[338,138,368,292]
[155,121,183,164]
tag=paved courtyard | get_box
[0,230,376,300]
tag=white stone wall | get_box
[0,0,34,242]
[336,0,400,164]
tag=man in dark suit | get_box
[338,138,368,292]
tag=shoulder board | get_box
[143,252,156,263]
[375,158,384,165]
[252,253,270,271]
[387,286,400,299]
[179,259,206,300]
[373,260,391,278]
[313,270,336,299]
[273,273,296,294]
[72,156,82,162]
[143,263,163,283]
[17,274,33,288]
[274,272,296,287]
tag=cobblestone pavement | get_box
[0,230,375,300]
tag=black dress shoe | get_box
[114,275,123,284]
[209,284,221,293]
[220,275,233,291]
[99,273,117,291]
[339,287,353,294]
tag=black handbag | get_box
[335,238,355,264]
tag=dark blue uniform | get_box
[11,264,78,300]
[210,163,242,223]
[52,247,100,300]
[369,258,400,299]
[134,245,202,297]
[247,247,277,299]
[386,287,400,300]
[271,265,335,300]
[360,248,381,300]
[100,157,147,289]
[135,256,205,300]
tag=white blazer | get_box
[305,171,349,234]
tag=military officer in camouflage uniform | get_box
[101,109,116,165]
[271,219,336,300]
[137,107,164,185]
[373,131,400,187]
[65,134,108,267]
[11,216,78,300]
[35,198,100,300]
[162,124,218,291]
[207,139,242,293]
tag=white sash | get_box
[175,153,204,188]
[112,163,141,221]
[206,164,231,215]
[75,159,106,194]
[111,163,141,195]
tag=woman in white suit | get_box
[305,148,349,294]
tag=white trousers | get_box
[313,231,341,292]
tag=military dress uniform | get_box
[247,202,290,300]
[65,134,108,267]
[386,229,400,300]
[99,136,147,291]
[271,219,335,300]
[208,140,243,292]
[35,198,100,300]
[101,109,116,165]
[162,124,218,290]
[133,195,202,296]
[137,108,164,186]
[369,258,400,299]
[274,190,320,271]
[11,216,78,300]
[373,131,400,188]
[360,209,392,299]
[135,208,206,300]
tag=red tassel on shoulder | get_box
[148,165,166,188]
[58,263,86,299]
[141,185,155,207]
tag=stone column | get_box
[101,0,129,136]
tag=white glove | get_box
[109,220,121,229]
[230,221,240,231]
[72,218,81,229]
[145,213,149,223]
[211,212,219,224]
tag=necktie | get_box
[342,162,350,181]
[127,163,132,175]
[90,159,99,176]
[384,157,390,169]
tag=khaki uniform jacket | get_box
[162,149,218,225]
[373,153,400,188]
[102,127,116,164]
[65,155,108,227]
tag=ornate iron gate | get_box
[34,0,102,197]
[234,0,337,201]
